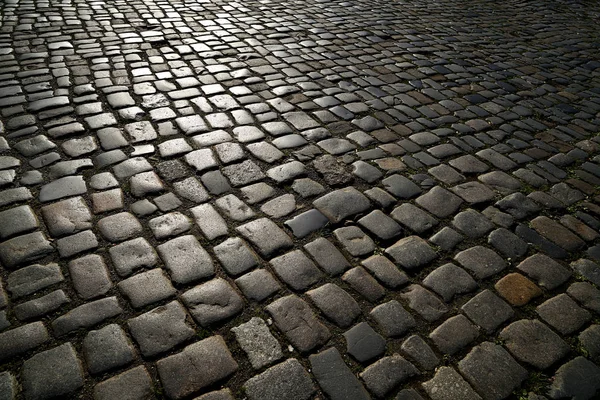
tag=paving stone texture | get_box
[0,0,599,398]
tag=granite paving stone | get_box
[2,0,600,396]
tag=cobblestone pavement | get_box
[1,0,600,398]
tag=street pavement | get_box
[1,0,600,398]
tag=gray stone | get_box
[517,253,571,290]
[452,209,494,238]
[52,297,122,336]
[488,228,528,259]
[499,319,569,369]
[361,255,409,288]
[261,194,296,218]
[194,389,234,400]
[358,210,403,240]
[401,285,448,322]
[130,171,165,198]
[68,254,112,300]
[370,300,416,337]
[395,389,425,400]
[454,246,507,279]
[244,359,315,400]
[334,226,376,256]
[22,343,84,400]
[422,367,482,400]
[235,269,281,301]
[56,230,98,258]
[342,266,386,302]
[401,335,439,370]
[181,278,244,326]
[109,238,158,277]
[93,366,154,400]
[0,187,33,207]
[548,357,600,400]
[118,269,176,308]
[304,237,350,276]
[309,348,370,400]
[157,336,238,399]
[98,212,143,242]
[307,283,361,328]
[391,203,438,234]
[271,250,323,291]
[0,372,16,400]
[0,322,49,362]
[266,295,331,353]
[344,322,386,363]
[190,204,228,240]
[157,235,215,284]
[14,290,69,321]
[148,212,191,239]
[430,315,479,355]
[313,186,371,223]
[236,218,293,257]
[222,160,265,187]
[571,258,600,286]
[416,186,464,218]
[579,324,600,359]
[284,209,329,238]
[215,194,255,221]
[567,282,600,313]
[0,205,38,239]
[231,317,283,369]
[128,301,195,357]
[451,181,496,204]
[213,237,258,276]
[360,355,419,398]
[266,162,306,183]
[39,176,87,202]
[173,177,210,203]
[386,236,437,270]
[536,294,591,335]
[423,263,478,301]
[429,227,464,250]
[461,290,514,333]
[382,174,421,199]
[0,232,54,269]
[458,342,528,400]
[83,324,136,374]
[495,192,540,219]
[7,263,63,299]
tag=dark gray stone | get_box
[284,209,329,238]
[342,266,386,302]
[416,186,463,218]
[128,301,195,357]
[68,255,112,300]
[517,253,571,290]
[83,324,136,374]
[579,325,600,359]
[7,263,63,299]
[361,355,418,397]
[181,278,244,326]
[307,283,361,328]
[334,226,376,256]
[271,250,323,291]
[452,209,494,238]
[244,359,315,400]
[0,322,49,362]
[304,238,350,276]
[309,348,370,400]
[13,290,69,321]
[361,255,409,288]
[39,176,87,202]
[157,235,215,284]
[548,357,600,400]
[0,232,54,269]
[567,282,600,313]
[499,319,569,369]
[429,227,464,251]
[236,218,293,258]
[458,342,528,400]
[454,246,507,279]
[157,336,238,400]
[386,236,437,270]
[495,192,540,219]
[382,174,421,199]
[235,269,281,301]
[344,322,386,363]
[571,258,600,286]
[401,335,440,371]
[536,294,591,335]
[22,343,84,400]
[430,315,479,355]
[451,181,496,204]
[0,205,38,240]
[213,238,258,276]
[461,290,514,333]
[423,263,478,301]
[52,297,122,336]
[488,228,528,259]
[109,238,158,277]
[370,300,416,337]
[118,269,176,308]
[358,210,403,240]
[266,295,331,353]
[93,366,154,400]
[391,203,438,234]
[422,367,482,400]
[401,285,448,322]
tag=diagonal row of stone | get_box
[1,0,600,399]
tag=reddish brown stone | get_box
[495,273,542,306]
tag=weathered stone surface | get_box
[157,235,215,284]
[93,366,154,400]
[0,322,49,362]
[548,357,600,400]
[0,205,38,239]
[0,232,54,269]
[109,237,157,277]
[461,289,514,333]
[307,283,361,328]
[360,355,419,398]
[266,295,331,353]
[454,246,507,279]
[422,367,482,400]
[386,236,437,270]
[182,278,244,326]
[313,187,371,223]
[309,348,370,400]
[495,273,542,306]
[500,319,569,369]
[536,294,591,335]
[423,263,478,301]
[401,285,448,322]
[128,301,195,357]
[83,324,136,374]
[304,237,350,276]
[517,253,571,290]
[235,269,281,302]
[52,297,122,336]
[118,269,176,308]
[416,186,463,218]
[458,342,528,400]
[231,317,283,369]
[361,255,409,288]
[22,343,84,400]
[157,336,238,399]
[7,263,63,299]
[236,218,293,257]
[430,315,478,355]
[244,359,315,400]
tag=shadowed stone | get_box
[244,359,315,400]
[313,187,371,223]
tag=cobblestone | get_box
[2,0,600,397]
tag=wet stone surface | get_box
[1,0,600,398]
